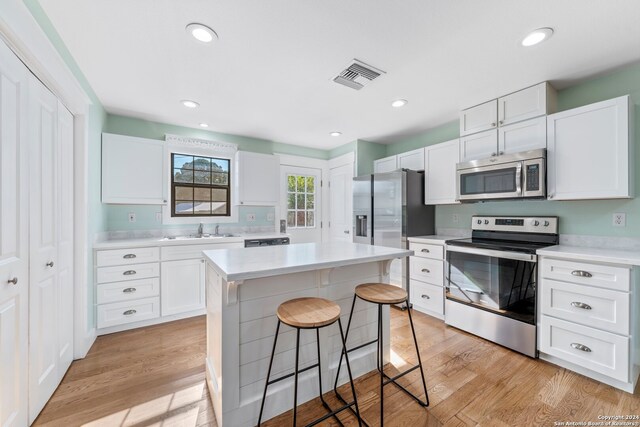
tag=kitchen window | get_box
[171,153,230,217]
[286,174,316,228]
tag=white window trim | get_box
[162,134,239,224]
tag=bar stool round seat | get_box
[355,283,408,305]
[276,297,341,329]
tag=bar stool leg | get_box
[337,318,363,427]
[293,328,301,427]
[378,304,384,427]
[258,320,281,426]
[407,307,429,407]
[333,294,357,392]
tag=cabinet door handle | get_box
[570,343,592,353]
[46,261,54,267]
[421,268,430,273]
[491,152,497,157]
[548,194,554,199]
[344,230,350,234]
[122,287,137,293]
[491,122,496,127]
[421,294,430,300]
[421,248,430,253]
[499,151,504,155]
[123,309,137,316]
[499,120,504,125]
[571,301,592,310]
[571,270,592,278]
[123,270,137,276]
[7,277,18,285]
[123,254,137,259]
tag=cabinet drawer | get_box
[541,258,630,291]
[410,280,444,316]
[410,257,443,285]
[541,279,629,335]
[540,316,629,382]
[97,262,159,284]
[97,278,160,304]
[97,297,160,329]
[409,242,444,260]
[96,246,160,267]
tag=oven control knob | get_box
[484,220,489,225]
[532,220,540,226]
[543,220,550,227]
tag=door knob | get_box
[7,277,18,285]
[46,261,54,268]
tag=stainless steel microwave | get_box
[456,149,546,202]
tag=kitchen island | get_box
[203,242,412,427]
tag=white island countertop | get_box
[537,245,640,266]
[203,242,412,281]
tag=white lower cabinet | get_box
[408,239,446,319]
[538,256,637,392]
[95,242,242,333]
[161,258,205,316]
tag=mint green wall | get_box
[329,140,356,159]
[357,140,387,175]
[389,62,640,237]
[106,114,329,160]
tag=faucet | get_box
[197,222,204,238]
[214,224,220,236]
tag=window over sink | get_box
[171,153,230,217]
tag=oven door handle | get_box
[446,245,536,262]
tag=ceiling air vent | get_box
[333,59,385,90]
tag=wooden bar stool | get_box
[257,297,363,427]
[333,283,429,427]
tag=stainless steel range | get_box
[445,216,559,357]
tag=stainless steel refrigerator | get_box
[353,170,435,304]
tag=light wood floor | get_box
[35,310,640,426]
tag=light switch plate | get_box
[267,212,275,221]
[613,213,626,227]
[128,212,136,223]
[246,213,256,222]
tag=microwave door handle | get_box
[516,162,523,196]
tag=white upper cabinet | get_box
[498,116,547,155]
[398,148,424,171]
[102,133,166,204]
[424,139,460,205]
[235,151,279,205]
[397,148,425,171]
[460,100,497,136]
[460,129,498,162]
[373,155,398,173]
[547,95,633,200]
[498,82,557,126]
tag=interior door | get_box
[28,75,60,422]
[328,163,353,242]
[281,166,322,243]
[0,39,29,427]
[56,101,74,376]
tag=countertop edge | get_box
[537,245,640,267]
[205,249,413,282]
[93,233,288,250]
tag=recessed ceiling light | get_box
[181,100,199,108]
[391,99,408,108]
[199,123,209,128]
[330,132,342,137]
[521,28,554,47]
[186,23,218,43]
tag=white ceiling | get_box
[39,0,640,149]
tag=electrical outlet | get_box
[452,214,459,224]
[156,212,162,223]
[267,212,275,221]
[246,213,256,222]
[128,212,136,223]
[613,213,626,227]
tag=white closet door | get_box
[28,75,60,422]
[0,39,29,427]
[56,101,74,376]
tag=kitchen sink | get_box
[162,234,238,241]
